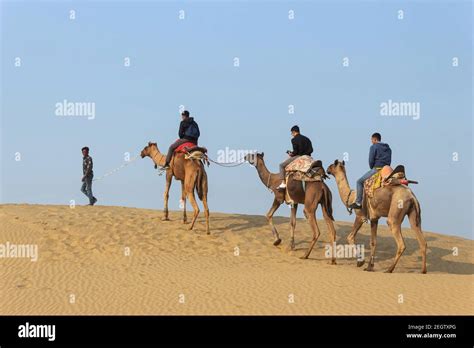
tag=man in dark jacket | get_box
[163,110,200,169]
[277,125,313,190]
[81,146,97,205]
[349,132,392,209]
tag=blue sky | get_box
[1,0,472,238]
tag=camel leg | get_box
[187,190,200,231]
[266,198,282,246]
[184,172,200,231]
[385,219,406,273]
[289,204,298,250]
[181,181,187,224]
[201,171,210,235]
[408,210,427,274]
[348,215,365,267]
[301,207,320,259]
[162,172,173,221]
[303,210,308,220]
[201,193,210,235]
[364,219,378,272]
[322,206,337,265]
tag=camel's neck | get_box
[334,171,353,206]
[255,158,274,188]
[150,147,166,167]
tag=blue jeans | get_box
[81,175,95,204]
[355,168,378,204]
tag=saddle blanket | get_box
[364,165,394,198]
[175,142,197,153]
[285,155,314,173]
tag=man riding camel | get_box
[277,125,313,190]
[349,132,392,210]
[163,110,200,169]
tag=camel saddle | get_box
[364,165,409,198]
[285,155,328,182]
[175,142,207,154]
[173,142,209,165]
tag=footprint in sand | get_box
[15,277,32,289]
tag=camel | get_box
[244,152,337,263]
[140,141,210,234]
[326,160,427,273]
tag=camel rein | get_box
[151,152,168,176]
[345,189,354,215]
[206,156,247,168]
[198,153,275,191]
[204,155,273,190]
[152,151,165,166]
[92,150,251,181]
[93,153,140,182]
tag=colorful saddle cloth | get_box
[175,142,200,153]
[285,155,314,173]
[283,156,327,205]
[285,156,326,182]
[364,165,395,198]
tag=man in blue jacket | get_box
[163,110,200,169]
[349,132,392,210]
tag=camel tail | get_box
[322,183,334,221]
[195,161,204,201]
[412,193,422,227]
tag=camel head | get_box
[141,141,158,158]
[327,159,346,177]
[244,152,264,166]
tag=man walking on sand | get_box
[81,146,97,206]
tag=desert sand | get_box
[0,204,472,315]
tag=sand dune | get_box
[0,204,472,315]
